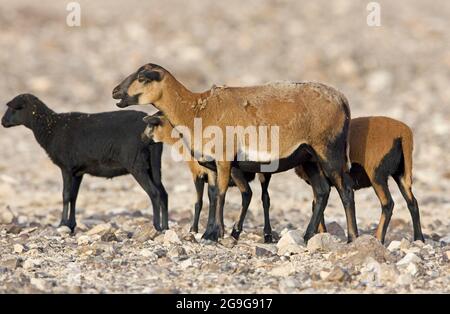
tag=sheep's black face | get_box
[113,64,164,108]
[1,94,34,128]
[113,72,141,108]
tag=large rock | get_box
[307,233,343,253]
[331,235,393,267]
[325,222,347,242]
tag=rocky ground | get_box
[0,0,449,293]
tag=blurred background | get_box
[0,0,449,251]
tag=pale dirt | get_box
[0,0,449,293]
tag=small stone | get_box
[277,244,306,256]
[439,235,450,245]
[254,244,277,257]
[405,246,421,254]
[0,206,15,224]
[319,270,330,280]
[13,243,25,253]
[1,258,21,270]
[400,238,411,251]
[269,263,296,277]
[219,237,236,249]
[387,240,401,252]
[179,258,193,269]
[101,231,118,242]
[444,251,450,261]
[326,266,350,282]
[167,245,186,259]
[397,274,413,286]
[77,235,91,246]
[405,262,421,276]
[6,225,22,234]
[182,232,197,243]
[23,258,42,270]
[378,264,400,284]
[30,278,51,291]
[87,223,112,236]
[163,230,181,245]
[133,225,160,242]
[139,249,158,261]
[276,230,304,250]
[325,222,347,242]
[57,226,72,235]
[412,240,425,248]
[397,253,422,266]
[307,233,342,253]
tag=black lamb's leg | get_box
[59,170,72,228]
[68,175,83,233]
[131,170,163,231]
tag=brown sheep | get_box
[112,63,357,243]
[296,116,424,243]
[142,112,275,242]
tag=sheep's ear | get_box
[138,70,162,83]
[143,115,162,126]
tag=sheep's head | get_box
[142,112,179,144]
[2,94,38,128]
[113,63,165,108]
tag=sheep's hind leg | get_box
[131,171,163,231]
[260,173,273,243]
[393,175,424,242]
[303,162,331,243]
[372,179,394,244]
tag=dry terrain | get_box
[0,0,449,293]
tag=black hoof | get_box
[303,232,314,244]
[59,220,76,233]
[202,225,222,242]
[230,228,241,240]
[347,234,358,243]
[264,233,273,243]
[153,224,163,232]
[414,235,425,242]
[189,226,198,233]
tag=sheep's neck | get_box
[156,76,210,133]
[31,109,57,148]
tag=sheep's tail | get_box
[401,127,414,186]
[341,95,352,172]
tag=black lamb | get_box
[1,93,168,232]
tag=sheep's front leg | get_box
[59,170,73,230]
[190,177,205,233]
[68,175,83,233]
[202,161,231,241]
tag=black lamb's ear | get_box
[138,70,162,83]
[143,115,162,126]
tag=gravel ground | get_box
[0,0,449,293]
